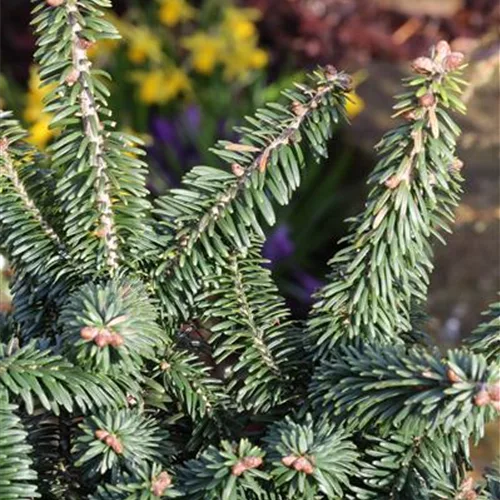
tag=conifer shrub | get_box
[0,1,498,499]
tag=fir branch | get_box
[483,460,500,500]
[31,0,152,274]
[153,67,352,318]
[65,0,119,272]
[177,438,268,500]
[196,242,300,412]
[465,301,500,364]
[0,395,40,499]
[0,112,78,339]
[264,413,359,500]
[310,344,500,438]
[23,412,82,499]
[74,409,172,481]
[0,340,128,414]
[0,112,69,280]
[90,463,179,499]
[59,276,164,375]
[352,431,469,499]
[307,41,467,355]
[153,347,226,420]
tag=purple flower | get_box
[151,117,177,144]
[183,105,201,131]
[294,270,323,303]
[263,225,294,264]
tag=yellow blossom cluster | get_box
[23,66,56,148]
[158,0,196,27]
[182,7,269,80]
[132,67,192,105]
[20,1,362,135]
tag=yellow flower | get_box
[221,42,269,81]
[127,26,163,64]
[249,48,269,69]
[182,33,223,75]
[23,66,56,148]
[158,0,196,27]
[345,91,365,119]
[28,115,53,149]
[222,7,260,42]
[134,68,191,104]
[216,7,268,81]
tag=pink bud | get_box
[231,163,245,177]
[447,368,461,383]
[411,57,435,75]
[474,387,491,407]
[80,326,98,341]
[435,40,451,60]
[231,461,247,476]
[151,471,172,496]
[242,456,263,469]
[281,455,297,467]
[419,92,436,108]
[443,52,465,71]
[488,382,500,402]
[95,429,109,441]
[324,65,338,80]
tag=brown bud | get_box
[301,461,314,475]
[0,137,9,152]
[105,434,123,454]
[384,175,401,190]
[443,52,465,72]
[411,57,435,75]
[450,158,464,173]
[281,455,297,467]
[447,368,462,383]
[160,361,170,371]
[65,68,80,86]
[77,38,94,50]
[151,471,172,496]
[291,101,306,117]
[324,64,337,80]
[95,429,109,441]
[94,329,112,347]
[231,461,247,476]
[463,492,478,500]
[46,0,64,5]
[459,477,476,499]
[337,73,353,91]
[109,333,124,347]
[487,382,500,402]
[242,456,263,469]
[474,387,491,407]
[403,110,417,121]
[94,334,107,347]
[80,326,98,341]
[419,92,435,108]
[231,163,245,177]
[95,227,109,239]
[126,394,137,406]
[435,40,451,60]
[293,456,314,475]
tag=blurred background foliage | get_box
[0,0,499,475]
